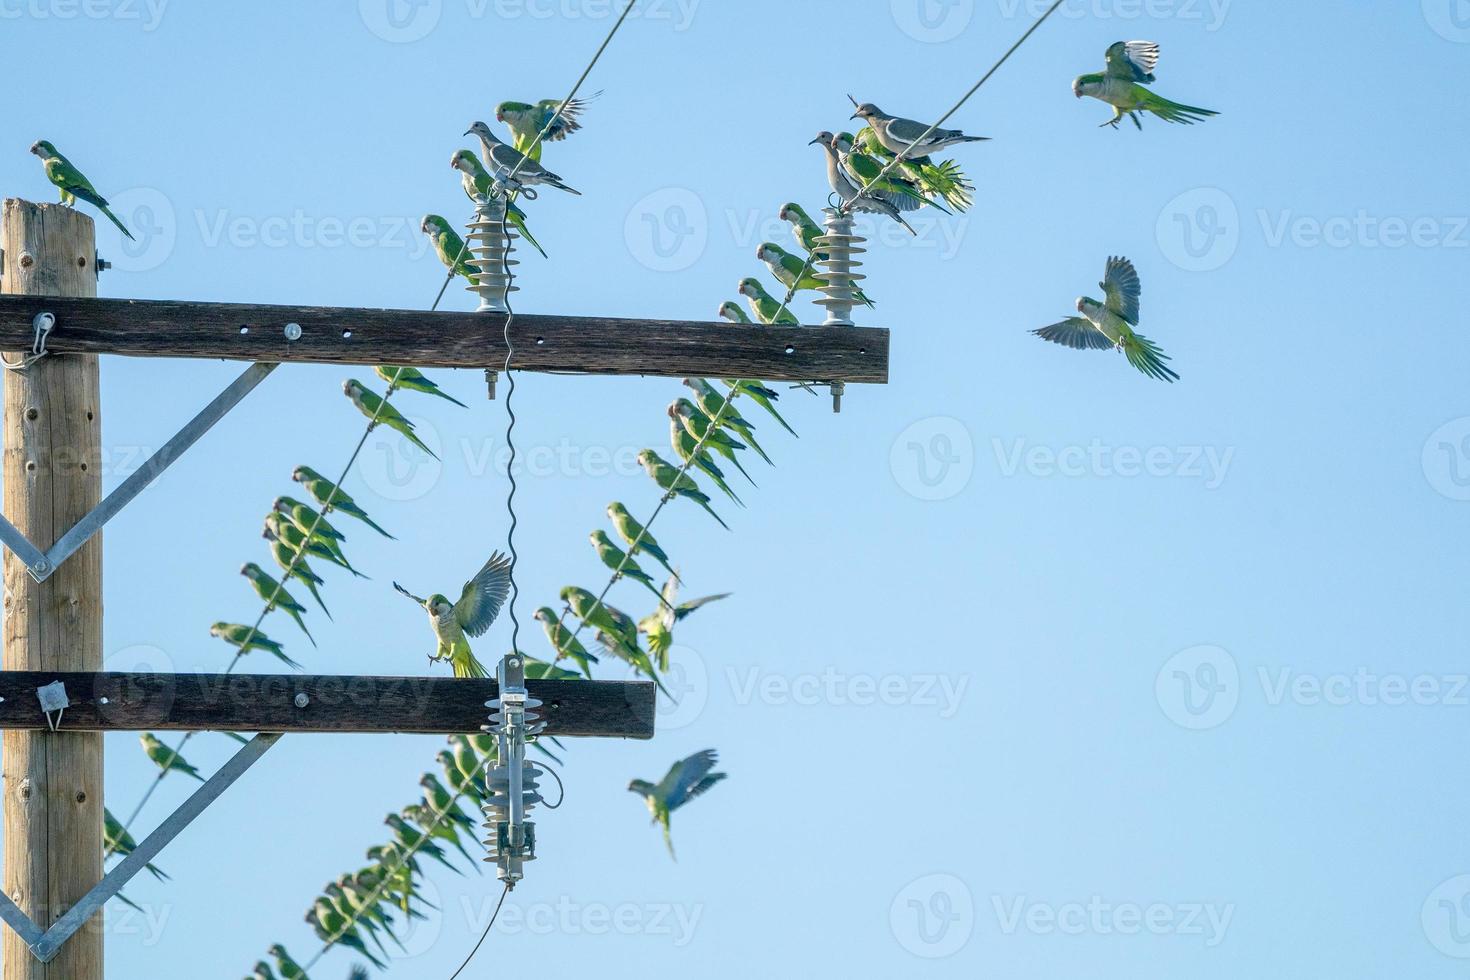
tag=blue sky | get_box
[3,0,1470,976]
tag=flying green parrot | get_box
[1030,255,1179,383]
[420,214,476,285]
[670,397,756,487]
[628,748,727,859]
[266,945,308,980]
[241,562,316,646]
[638,575,730,671]
[1073,41,1219,129]
[464,122,581,196]
[343,379,439,460]
[736,277,799,326]
[606,502,680,584]
[104,808,169,879]
[531,607,599,677]
[140,732,203,782]
[375,365,468,407]
[589,530,667,604]
[449,149,548,257]
[849,101,989,158]
[495,91,601,159]
[264,535,331,619]
[29,140,133,239]
[211,622,302,670]
[778,202,825,256]
[668,412,743,506]
[851,126,976,213]
[833,132,949,214]
[292,465,394,539]
[637,450,729,530]
[393,552,513,678]
[264,513,366,579]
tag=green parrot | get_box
[759,238,876,307]
[265,535,331,619]
[322,883,392,956]
[264,513,366,579]
[419,773,477,831]
[420,214,476,285]
[721,380,788,453]
[343,379,439,460]
[736,277,799,326]
[524,656,583,680]
[778,202,825,256]
[638,575,730,671]
[211,622,302,670]
[716,300,751,324]
[637,450,729,530]
[531,607,599,677]
[375,365,467,407]
[851,127,975,213]
[495,91,600,159]
[683,376,790,446]
[557,586,664,685]
[104,808,168,879]
[266,945,308,980]
[292,465,394,539]
[29,140,133,239]
[241,562,315,646]
[140,732,203,782]
[671,397,756,486]
[1030,255,1179,383]
[628,749,727,859]
[606,502,680,584]
[273,496,348,550]
[668,412,743,506]
[1073,41,1219,129]
[589,530,667,604]
[249,963,278,980]
[833,132,949,214]
[393,552,513,678]
[307,900,386,971]
[402,803,479,868]
[385,813,461,875]
[448,149,548,257]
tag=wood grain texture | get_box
[0,673,656,738]
[0,295,890,383]
[2,199,104,979]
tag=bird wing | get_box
[454,551,513,636]
[1105,40,1160,82]
[393,581,429,606]
[883,115,937,145]
[675,591,732,622]
[656,749,720,807]
[1032,317,1113,351]
[1101,256,1142,323]
[682,772,727,806]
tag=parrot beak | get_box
[28,142,41,156]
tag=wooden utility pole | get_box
[2,200,104,979]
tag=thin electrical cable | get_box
[447,881,512,980]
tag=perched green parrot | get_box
[524,656,583,680]
[1073,41,1219,129]
[606,502,680,583]
[266,944,308,980]
[716,300,751,324]
[322,884,391,956]
[343,379,439,460]
[104,808,169,879]
[833,132,948,214]
[683,376,790,446]
[670,398,756,486]
[495,91,600,159]
[307,900,386,971]
[589,530,666,604]
[375,365,467,407]
[637,450,729,530]
[419,773,477,831]
[531,607,598,677]
[393,552,513,678]
[721,380,788,452]
[668,412,743,506]
[849,101,989,158]
[464,122,581,196]
[385,813,460,874]
[211,622,302,670]
[420,214,475,284]
[448,149,548,257]
[241,562,315,646]
[140,733,203,782]
[273,496,348,549]
[628,749,727,859]
[402,803,478,867]
[29,140,133,239]
[756,241,823,292]
[778,202,825,256]
[249,963,278,980]
[265,535,331,619]
[851,127,975,213]
[434,750,483,803]
[292,465,394,539]
[557,586,664,686]
[736,277,799,326]
[1030,255,1179,383]
[264,513,366,579]
[638,575,731,671]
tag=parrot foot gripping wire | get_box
[481,653,546,887]
[465,197,519,314]
[813,209,864,412]
[2,312,55,373]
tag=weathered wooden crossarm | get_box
[0,672,655,738]
[0,295,890,383]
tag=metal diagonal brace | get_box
[0,361,277,582]
[0,732,282,963]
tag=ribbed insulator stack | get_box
[480,657,545,884]
[465,196,519,313]
[812,207,866,327]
